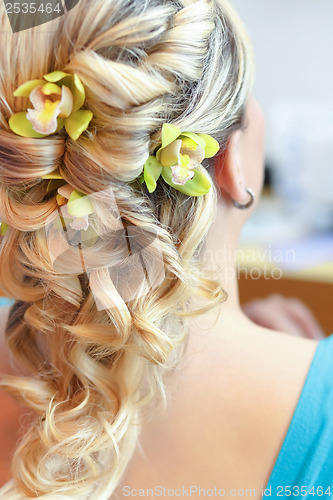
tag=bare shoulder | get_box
[118,328,321,497]
[185,327,321,489]
[177,324,320,419]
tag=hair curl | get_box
[0,0,254,498]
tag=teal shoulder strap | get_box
[265,334,333,498]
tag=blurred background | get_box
[232,0,333,334]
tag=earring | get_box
[232,187,255,210]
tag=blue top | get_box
[265,333,333,498]
[0,297,332,497]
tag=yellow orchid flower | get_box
[9,71,93,141]
[56,184,91,231]
[26,83,73,135]
[42,168,95,233]
[142,123,220,196]
[0,219,8,236]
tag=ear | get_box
[214,131,248,204]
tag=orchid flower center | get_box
[26,84,74,135]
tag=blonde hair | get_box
[0,0,254,498]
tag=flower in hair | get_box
[142,123,220,197]
[42,168,95,232]
[0,219,8,236]
[9,71,93,140]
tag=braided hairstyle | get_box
[0,0,254,498]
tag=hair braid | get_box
[0,0,254,497]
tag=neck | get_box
[183,198,258,358]
[165,201,257,385]
[202,200,243,317]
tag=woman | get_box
[0,0,330,499]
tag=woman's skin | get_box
[0,96,325,495]
[112,97,322,498]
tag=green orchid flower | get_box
[0,220,8,236]
[142,123,220,196]
[0,170,98,243]
[42,168,98,245]
[9,71,93,141]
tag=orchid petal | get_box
[14,79,46,97]
[55,117,65,132]
[171,165,195,185]
[71,74,85,112]
[43,72,73,99]
[181,144,205,165]
[64,110,93,141]
[169,154,192,185]
[69,215,89,231]
[159,139,182,167]
[143,156,162,193]
[196,133,220,158]
[67,190,94,217]
[43,71,71,82]
[179,136,198,151]
[179,132,206,149]
[56,193,67,206]
[58,85,74,118]
[27,85,61,134]
[28,86,47,111]
[9,112,46,138]
[161,123,181,149]
[41,83,62,96]
[180,154,190,167]
[41,168,64,180]
[0,222,8,236]
[161,166,211,196]
[57,184,75,199]
[155,147,162,162]
[27,102,60,135]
